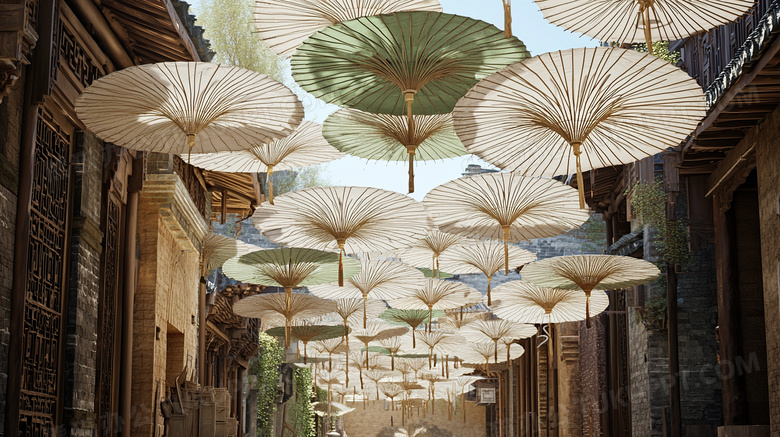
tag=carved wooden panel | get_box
[96,195,122,437]
[19,113,71,436]
[59,24,102,90]
[173,155,207,219]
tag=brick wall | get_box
[132,190,201,437]
[341,397,486,436]
[755,105,780,434]
[63,130,105,436]
[0,75,24,437]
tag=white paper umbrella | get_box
[460,319,537,363]
[253,186,431,285]
[389,279,478,332]
[76,62,304,156]
[232,292,336,347]
[490,280,611,325]
[254,0,442,58]
[438,241,536,305]
[201,233,261,273]
[394,230,471,278]
[535,0,754,54]
[184,121,342,203]
[520,255,659,325]
[308,259,425,327]
[454,47,707,207]
[424,173,588,274]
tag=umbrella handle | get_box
[503,0,512,38]
[502,226,511,277]
[339,251,344,287]
[267,165,275,205]
[641,5,654,55]
[572,142,586,209]
[408,150,415,194]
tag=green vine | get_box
[252,332,284,437]
[291,367,316,437]
[636,296,668,329]
[628,180,692,267]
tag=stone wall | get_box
[63,130,105,436]
[755,105,780,434]
[341,397,486,437]
[0,69,24,437]
[673,180,721,429]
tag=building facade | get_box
[0,1,262,436]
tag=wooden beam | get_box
[161,0,200,61]
[705,137,756,197]
[683,32,780,153]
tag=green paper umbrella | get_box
[223,248,362,290]
[380,308,444,348]
[323,108,467,192]
[418,268,454,279]
[265,324,346,363]
[292,11,530,117]
[223,248,360,347]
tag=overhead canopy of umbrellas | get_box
[75,0,723,424]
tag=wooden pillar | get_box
[714,195,745,425]
[605,213,614,247]
[121,162,142,437]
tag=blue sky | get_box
[192,0,598,199]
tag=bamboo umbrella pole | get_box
[405,91,417,193]
[266,164,275,205]
[642,5,654,55]
[503,0,512,37]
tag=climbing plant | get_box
[628,180,692,267]
[290,367,316,437]
[253,332,284,437]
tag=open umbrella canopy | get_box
[534,0,754,54]
[265,324,345,364]
[438,240,537,305]
[200,233,261,274]
[394,230,471,276]
[75,62,304,155]
[521,254,659,324]
[388,278,478,334]
[324,109,467,162]
[389,279,477,312]
[313,401,355,418]
[253,186,431,285]
[380,308,444,348]
[490,280,611,325]
[184,121,343,204]
[460,319,537,362]
[222,248,361,290]
[454,47,707,207]
[323,109,467,192]
[232,292,336,347]
[308,259,425,327]
[255,0,442,58]
[424,173,588,275]
[291,11,530,116]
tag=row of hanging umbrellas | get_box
[73,0,755,430]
